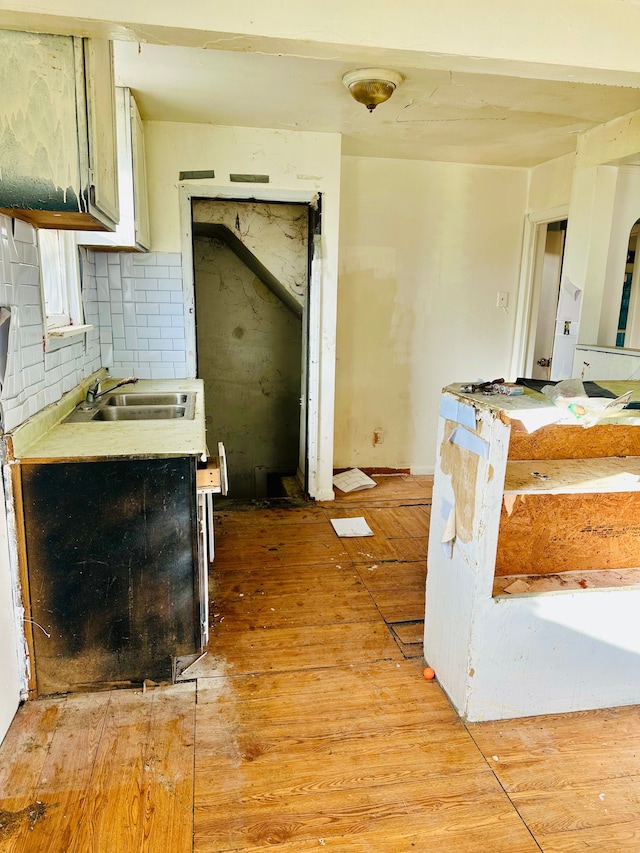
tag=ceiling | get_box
[114,40,640,168]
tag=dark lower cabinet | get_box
[21,457,199,695]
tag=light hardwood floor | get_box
[0,475,638,851]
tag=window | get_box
[38,230,92,337]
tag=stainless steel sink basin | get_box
[102,392,192,407]
[63,391,196,423]
[92,405,188,421]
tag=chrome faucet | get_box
[85,376,139,404]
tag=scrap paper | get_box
[332,468,377,493]
[330,517,374,538]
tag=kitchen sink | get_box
[63,391,196,423]
[102,392,192,407]
[92,405,188,421]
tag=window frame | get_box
[37,229,93,339]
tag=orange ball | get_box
[423,666,435,681]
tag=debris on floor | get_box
[332,468,377,493]
[330,517,374,537]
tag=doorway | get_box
[192,199,311,500]
[520,218,568,380]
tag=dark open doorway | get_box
[192,199,310,500]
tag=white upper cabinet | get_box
[78,88,151,251]
[0,30,119,231]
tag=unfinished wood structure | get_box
[425,383,640,721]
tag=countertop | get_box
[443,380,640,432]
[8,376,208,462]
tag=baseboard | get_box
[332,466,411,476]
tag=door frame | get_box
[510,204,570,379]
[179,184,328,499]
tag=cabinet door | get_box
[83,38,119,229]
[21,458,199,695]
[131,93,151,250]
[0,31,83,219]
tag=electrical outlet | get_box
[373,429,384,446]
[497,291,509,308]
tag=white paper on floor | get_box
[330,517,374,537]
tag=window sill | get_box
[44,324,93,352]
[46,323,93,339]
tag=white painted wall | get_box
[527,152,574,214]
[144,122,341,500]
[335,156,528,473]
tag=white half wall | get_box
[335,155,528,474]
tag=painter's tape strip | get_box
[439,396,477,430]
[449,425,489,458]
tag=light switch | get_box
[497,291,509,308]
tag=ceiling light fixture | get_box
[342,68,404,112]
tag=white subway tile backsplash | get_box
[147,338,173,350]
[16,263,39,286]
[156,253,182,267]
[144,266,169,278]
[137,304,160,315]
[138,278,158,290]
[95,253,109,277]
[132,253,157,265]
[97,277,110,302]
[122,277,135,302]
[146,316,166,327]
[11,219,35,244]
[159,303,183,316]
[98,303,111,326]
[112,314,125,339]
[121,254,134,276]
[123,303,137,327]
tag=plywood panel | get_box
[508,423,640,460]
[495,492,640,575]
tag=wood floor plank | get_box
[212,528,349,571]
[193,773,535,851]
[369,586,426,623]
[207,622,402,675]
[323,475,434,507]
[537,820,640,852]
[212,565,379,629]
[9,692,110,853]
[356,560,427,591]
[391,621,424,644]
[0,698,64,852]
[215,506,327,528]
[509,776,640,836]
[70,689,154,853]
[321,506,430,539]
[140,682,196,853]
